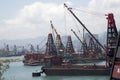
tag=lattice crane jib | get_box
[45,33,57,56]
[88,37,95,51]
[55,34,65,55]
[106,13,118,67]
[65,36,75,54]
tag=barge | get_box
[42,64,110,76]
[41,55,110,76]
[40,4,118,76]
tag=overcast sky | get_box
[0,0,120,40]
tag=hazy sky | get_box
[0,0,120,40]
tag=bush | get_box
[0,62,9,80]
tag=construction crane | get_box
[50,20,65,55]
[50,20,58,40]
[45,33,57,55]
[71,29,83,44]
[71,29,87,54]
[65,35,75,54]
[64,3,106,52]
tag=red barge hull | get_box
[42,65,111,76]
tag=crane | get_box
[71,29,83,44]
[71,29,88,54]
[50,20,65,55]
[106,13,118,67]
[50,20,58,40]
[64,3,106,52]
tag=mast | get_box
[64,3,106,52]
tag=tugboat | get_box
[40,4,119,76]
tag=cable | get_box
[72,8,105,18]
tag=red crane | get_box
[106,13,118,67]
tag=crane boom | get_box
[50,20,58,35]
[71,29,83,44]
[64,3,106,52]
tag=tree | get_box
[0,62,9,80]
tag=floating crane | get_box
[45,33,57,56]
[71,29,87,54]
[71,29,83,44]
[50,20,58,40]
[65,36,75,54]
[50,20,65,55]
[64,4,119,67]
[64,3,106,52]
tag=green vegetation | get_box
[0,62,9,80]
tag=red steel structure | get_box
[45,33,57,56]
[106,13,118,67]
[65,36,75,54]
[110,32,120,80]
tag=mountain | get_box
[0,36,47,50]
[0,32,107,51]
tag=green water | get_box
[2,61,110,80]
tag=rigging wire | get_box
[70,12,83,37]
[64,7,85,40]
[72,8,105,18]
[64,6,67,36]
[38,36,47,51]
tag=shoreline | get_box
[0,58,23,63]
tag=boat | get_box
[23,53,44,66]
[40,32,110,76]
[41,55,110,76]
[40,4,119,76]
[32,70,41,77]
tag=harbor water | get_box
[2,57,110,80]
